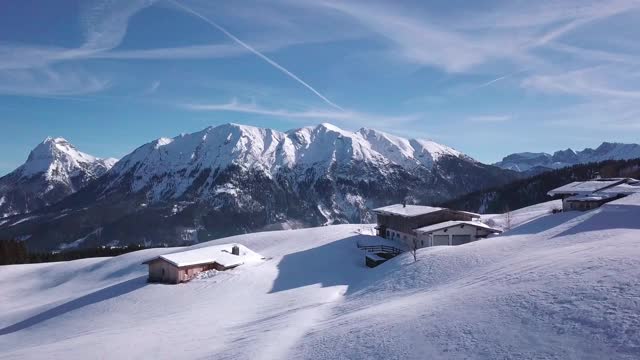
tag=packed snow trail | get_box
[1,198,640,359]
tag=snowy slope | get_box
[2,196,640,359]
[494,142,640,172]
[481,199,563,230]
[0,138,116,218]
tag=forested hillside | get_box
[440,159,640,213]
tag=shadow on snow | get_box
[269,235,372,294]
[0,276,147,336]
[552,204,640,239]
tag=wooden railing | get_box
[357,244,404,256]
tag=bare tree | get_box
[410,237,419,262]
[504,206,513,231]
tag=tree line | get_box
[0,240,151,265]
[440,158,640,214]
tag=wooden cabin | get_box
[142,244,247,284]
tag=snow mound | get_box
[1,197,639,359]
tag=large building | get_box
[373,204,500,249]
[548,178,640,211]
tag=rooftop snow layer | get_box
[414,220,502,234]
[565,193,618,202]
[372,204,443,217]
[547,179,628,196]
[604,192,640,206]
[599,183,640,195]
[147,243,263,268]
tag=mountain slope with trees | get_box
[441,159,640,213]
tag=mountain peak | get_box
[17,137,117,183]
[1,137,117,217]
[317,122,342,132]
[42,136,69,144]
[495,141,640,172]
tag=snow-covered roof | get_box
[373,204,480,218]
[547,179,628,196]
[598,183,640,195]
[143,243,262,268]
[373,204,444,217]
[565,193,618,202]
[414,221,502,234]
[605,192,640,206]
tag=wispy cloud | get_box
[144,80,161,95]
[290,0,640,74]
[522,66,640,99]
[466,115,513,123]
[0,0,154,97]
[0,67,110,96]
[0,0,156,70]
[181,99,420,128]
[79,0,156,51]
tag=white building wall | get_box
[416,225,486,248]
[385,229,418,248]
[386,224,494,249]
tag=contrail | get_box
[168,0,344,111]
[475,69,527,89]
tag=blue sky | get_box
[2,0,640,175]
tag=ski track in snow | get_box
[1,197,640,359]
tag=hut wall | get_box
[377,210,476,235]
[148,260,181,284]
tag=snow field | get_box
[1,197,639,359]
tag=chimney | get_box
[231,245,240,256]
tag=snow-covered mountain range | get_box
[107,123,468,202]
[0,137,116,218]
[494,142,640,172]
[0,123,515,250]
